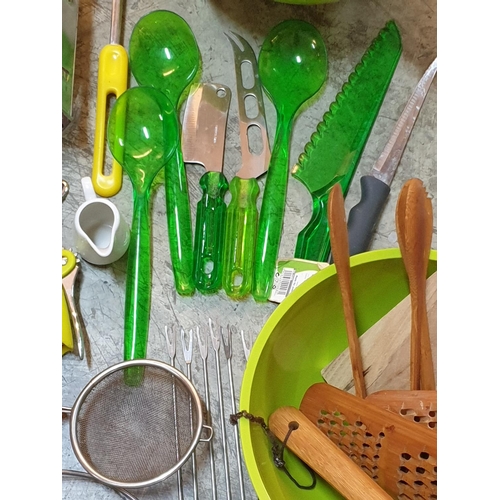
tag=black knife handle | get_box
[347,175,390,255]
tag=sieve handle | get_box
[199,424,214,443]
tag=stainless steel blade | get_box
[225,32,270,179]
[182,82,231,173]
[372,58,437,186]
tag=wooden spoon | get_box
[327,183,366,398]
[269,406,392,500]
[396,179,435,390]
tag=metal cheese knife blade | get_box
[222,32,270,300]
[291,20,402,263]
[182,82,231,293]
[346,57,437,255]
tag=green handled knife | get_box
[347,57,437,255]
[182,82,231,293]
[222,32,270,300]
[292,20,402,263]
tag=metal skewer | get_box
[221,325,245,499]
[181,327,199,500]
[165,325,184,500]
[196,326,217,499]
[209,318,232,499]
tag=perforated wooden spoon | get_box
[300,383,437,499]
[396,178,435,390]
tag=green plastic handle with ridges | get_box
[193,171,228,293]
[164,147,196,296]
[222,177,260,300]
[252,118,292,302]
[123,191,151,385]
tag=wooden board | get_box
[321,272,437,394]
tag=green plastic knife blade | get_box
[292,20,402,262]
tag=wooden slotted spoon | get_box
[396,178,435,391]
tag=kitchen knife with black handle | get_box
[347,58,437,256]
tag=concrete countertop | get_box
[62,0,436,497]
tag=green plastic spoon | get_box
[129,10,201,296]
[107,86,179,384]
[253,20,328,302]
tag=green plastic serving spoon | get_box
[129,10,201,296]
[253,20,328,302]
[107,86,179,384]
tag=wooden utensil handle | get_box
[419,304,436,390]
[328,184,366,398]
[269,406,392,500]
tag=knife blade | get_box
[182,82,231,293]
[291,20,402,263]
[222,32,270,300]
[346,57,437,255]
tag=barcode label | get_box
[270,268,295,302]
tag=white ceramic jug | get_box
[74,177,130,265]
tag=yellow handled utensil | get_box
[62,249,85,359]
[91,0,128,197]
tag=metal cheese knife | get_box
[182,82,231,293]
[222,32,270,300]
[347,58,437,255]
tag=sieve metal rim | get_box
[68,358,204,489]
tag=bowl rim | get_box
[239,247,437,499]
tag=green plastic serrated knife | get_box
[292,20,402,263]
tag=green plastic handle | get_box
[293,190,331,263]
[193,171,228,293]
[222,177,260,300]
[123,190,151,385]
[164,147,195,296]
[252,117,292,302]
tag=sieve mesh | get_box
[74,364,199,484]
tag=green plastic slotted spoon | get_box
[107,86,179,384]
[129,10,201,296]
[253,20,328,302]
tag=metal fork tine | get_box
[181,327,193,365]
[241,329,252,361]
[164,325,177,362]
[221,323,232,360]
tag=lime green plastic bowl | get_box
[240,248,437,499]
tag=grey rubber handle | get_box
[347,175,390,255]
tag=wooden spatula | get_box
[300,382,437,499]
[327,183,366,398]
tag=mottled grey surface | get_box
[62,0,436,497]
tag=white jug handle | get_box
[81,176,97,201]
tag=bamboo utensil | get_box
[366,389,437,430]
[269,406,392,500]
[300,383,437,499]
[327,183,366,398]
[396,178,435,390]
[321,272,437,394]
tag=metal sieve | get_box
[62,359,212,489]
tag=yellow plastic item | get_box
[91,43,128,197]
[62,248,77,356]
[62,290,73,355]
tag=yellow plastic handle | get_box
[91,44,128,198]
